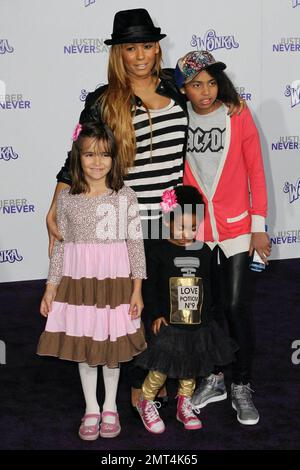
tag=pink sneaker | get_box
[78,413,101,441]
[176,395,202,430]
[100,411,121,438]
[136,396,165,434]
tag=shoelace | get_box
[145,400,161,422]
[205,375,218,388]
[233,385,256,407]
[182,398,199,418]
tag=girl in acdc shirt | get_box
[177,50,271,425]
[135,185,236,434]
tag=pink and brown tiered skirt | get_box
[37,241,146,367]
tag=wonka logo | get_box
[283,178,300,203]
[0,39,14,54]
[0,249,23,263]
[191,29,239,52]
[285,81,300,108]
[0,147,19,161]
[79,83,105,102]
[84,0,96,6]
[80,89,88,102]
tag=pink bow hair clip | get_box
[72,123,82,141]
[160,189,178,213]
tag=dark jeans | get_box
[211,246,255,385]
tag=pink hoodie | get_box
[184,107,267,242]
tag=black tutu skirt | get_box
[134,320,238,379]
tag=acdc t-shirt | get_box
[187,101,227,195]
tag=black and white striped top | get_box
[124,99,187,220]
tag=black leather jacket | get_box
[56,69,188,185]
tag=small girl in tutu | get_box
[37,121,146,440]
[135,185,237,434]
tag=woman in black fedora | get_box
[46,8,242,434]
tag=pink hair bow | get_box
[72,123,82,141]
[160,189,178,213]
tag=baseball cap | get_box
[175,50,226,88]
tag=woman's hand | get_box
[249,232,271,265]
[226,98,246,116]
[40,283,57,317]
[129,290,144,319]
[46,182,69,257]
[46,210,63,258]
[152,317,168,335]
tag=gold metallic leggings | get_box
[142,370,196,401]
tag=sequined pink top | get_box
[48,186,147,285]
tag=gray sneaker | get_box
[231,383,260,425]
[191,373,227,410]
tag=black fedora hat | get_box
[104,8,166,45]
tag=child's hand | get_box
[40,284,57,317]
[152,317,168,335]
[226,99,246,116]
[249,232,271,265]
[129,290,144,320]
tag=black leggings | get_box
[211,247,255,384]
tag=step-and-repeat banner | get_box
[1,0,300,282]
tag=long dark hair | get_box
[206,65,240,106]
[70,121,124,194]
[99,44,163,175]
